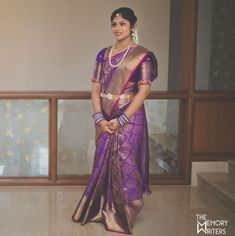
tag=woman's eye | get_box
[121,23,126,26]
[111,23,116,27]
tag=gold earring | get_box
[132,28,139,44]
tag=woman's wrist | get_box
[92,111,105,126]
[117,113,130,127]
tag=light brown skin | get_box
[91,14,151,134]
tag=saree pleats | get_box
[72,104,150,234]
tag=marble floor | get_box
[0,186,234,236]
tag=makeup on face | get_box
[111,16,132,39]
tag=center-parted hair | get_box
[111,7,137,27]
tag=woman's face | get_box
[111,15,132,42]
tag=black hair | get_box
[111,7,137,27]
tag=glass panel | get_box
[0,100,49,176]
[195,0,235,90]
[145,99,180,175]
[57,100,94,175]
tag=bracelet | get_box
[117,113,130,127]
[92,111,104,126]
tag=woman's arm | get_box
[91,82,102,113]
[121,52,157,120]
[91,82,114,134]
[123,84,150,119]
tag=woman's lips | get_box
[115,32,122,36]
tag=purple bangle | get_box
[92,111,104,126]
[92,111,102,118]
[117,113,130,127]
[96,119,103,127]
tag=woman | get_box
[72,7,158,235]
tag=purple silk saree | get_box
[72,45,158,234]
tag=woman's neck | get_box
[115,38,135,51]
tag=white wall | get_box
[0,0,170,91]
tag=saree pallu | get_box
[72,46,157,235]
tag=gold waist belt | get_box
[100,92,135,101]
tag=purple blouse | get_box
[92,46,158,87]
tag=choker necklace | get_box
[109,43,131,68]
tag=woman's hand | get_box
[107,118,120,132]
[99,120,115,134]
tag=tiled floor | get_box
[0,186,234,236]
